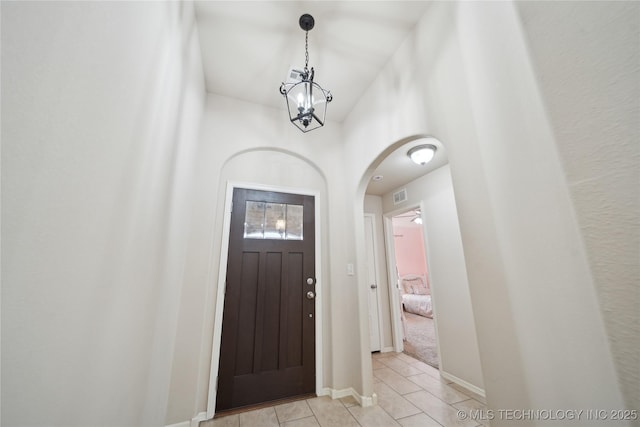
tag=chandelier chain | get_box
[304,31,309,71]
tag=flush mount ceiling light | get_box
[407,142,438,165]
[279,14,333,133]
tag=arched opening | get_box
[357,135,446,359]
[206,148,329,417]
[354,135,485,401]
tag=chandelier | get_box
[279,14,333,133]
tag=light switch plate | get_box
[347,263,355,276]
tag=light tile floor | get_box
[203,352,488,427]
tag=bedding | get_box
[402,293,433,318]
[399,274,433,318]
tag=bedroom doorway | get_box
[391,208,439,369]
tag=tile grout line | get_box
[209,353,486,427]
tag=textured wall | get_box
[455,2,625,419]
[516,1,640,411]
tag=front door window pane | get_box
[285,204,303,240]
[243,201,304,240]
[244,201,265,239]
[264,203,286,239]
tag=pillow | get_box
[414,284,430,295]
[400,280,413,294]
[401,275,430,295]
[401,277,422,294]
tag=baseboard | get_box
[318,387,377,407]
[354,390,377,407]
[440,371,485,398]
[318,386,350,399]
[189,412,208,427]
[176,387,379,427]
[381,346,394,353]
[164,410,208,427]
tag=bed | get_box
[399,274,433,318]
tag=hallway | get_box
[205,352,487,427]
[4,2,636,426]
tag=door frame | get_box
[363,213,384,352]
[382,210,404,353]
[383,202,440,355]
[206,181,323,419]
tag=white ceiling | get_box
[194,1,443,196]
[194,1,432,122]
[365,137,448,196]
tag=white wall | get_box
[1,2,205,426]
[166,147,329,424]
[344,1,631,424]
[382,165,484,390]
[165,94,373,423]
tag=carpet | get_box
[403,311,439,369]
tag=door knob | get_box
[306,291,316,300]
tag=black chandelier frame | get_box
[279,14,333,133]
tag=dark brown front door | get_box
[216,188,316,412]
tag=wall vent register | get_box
[393,188,408,205]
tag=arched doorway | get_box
[206,148,328,417]
[354,135,484,398]
[357,136,447,355]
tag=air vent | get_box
[393,188,408,205]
